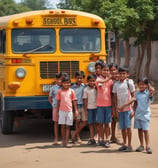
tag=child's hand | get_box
[149,83,155,97]
[117,105,125,112]
[130,111,135,118]
[75,110,78,117]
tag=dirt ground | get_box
[0,103,158,168]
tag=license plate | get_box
[42,84,53,92]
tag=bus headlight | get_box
[16,67,26,78]
[88,62,96,73]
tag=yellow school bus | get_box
[0,9,106,134]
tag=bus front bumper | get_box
[4,96,51,111]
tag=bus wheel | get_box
[0,97,15,134]
[1,110,15,134]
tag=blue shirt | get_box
[71,83,85,105]
[49,84,60,107]
[135,89,153,121]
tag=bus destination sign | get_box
[43,17,76,26]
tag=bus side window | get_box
[0,30,6,54]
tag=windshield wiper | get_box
[22,43,54,54]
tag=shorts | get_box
[58,110,73,126]
[87,109,97,124]
[75,105,87,121]
[118,111,132,130]
[134,119,150,131]
[96,106,112,124]
[52,107,58,122]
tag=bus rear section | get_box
[0,9,106,134]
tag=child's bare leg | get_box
[53,122,58,144]
[89,124,94,139]
[75,120,81,142]
[110,119,117,141]
[127,128,132,147]
[99,123,104,141]
[138,129,144,147]
[72,120,87,142]
[144,130,150,149]
[121,129,127,146]
[105,123,110,141]
[61,125,66,145]
[65,126,70,144]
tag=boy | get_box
[48,72,63,145]
[113,66,135,152]
[56,76,78,147]
[133,77,155,154]
[109,63,120,143]
[95,63,113,148]
[71,71,87,144]
[83,74,97,145]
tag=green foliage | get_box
[0,0,18,16]
[20,0,47,10]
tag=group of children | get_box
[48,59,155,154]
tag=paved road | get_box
[0,104,158,168]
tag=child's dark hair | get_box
[75,71,85,78]
[62,75,71,83]
[95,59,104,68]
[101,63,109,69]
[137,77,149,85]
[109,63,118,70]
[55,72,63,79]
[56,72,69,79]
[118,66,129,73]
[87,74,97,81]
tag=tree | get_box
[0,0,19,16]
[19,0,48,10]
[134,0,156,78]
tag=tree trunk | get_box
[144,30,152,77]
[124,40,130,67]
[137,42,146,79]
[115,31,120,66]
[136,45,141,81]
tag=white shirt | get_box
[83,86,97,109]
[112,79,135,112]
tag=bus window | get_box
[60,28,101,53]
[0,30,6,54]
[11,29,56,53]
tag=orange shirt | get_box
[95,76,113,107]
[56,88,76,112]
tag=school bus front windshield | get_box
[60,28,101,52]
[12,28,56,53]
[11,28,101,53]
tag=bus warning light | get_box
[92,19,100,25]
[26,18,33,24]
[13,20,19,26]
[12,59,22,64]
[49,10,54,14]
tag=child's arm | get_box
[83,98,88,117]
[148,83,155,97]
[96,75,112,84]
[56,100,60,118]
[48,96,52,105]
[72,100,78,117]
[118,91,136,112]
[130,99,137,118]
[113,93,119,119]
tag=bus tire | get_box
[0,97,15,134]
[1,111,15,134]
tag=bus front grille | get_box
[40,61,79,79]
